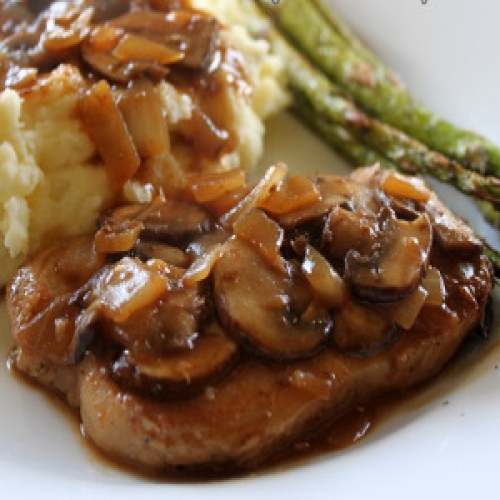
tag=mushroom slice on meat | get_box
[213,238,332,361]
[133,241,191,268]
[140,200,214,242]
[345,208,432,303]
[323,205,380,262]
[100,199,214,244]
[111,323,239,400]
[425,192,483,255]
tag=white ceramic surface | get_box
[1,1,500,499]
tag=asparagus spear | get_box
[292,92,398,171]
[267,31,500,204]
[258,0,500,177]
[310,0,390,71]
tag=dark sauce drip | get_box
[8,324,498,482]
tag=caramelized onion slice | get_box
[112,33,184,65]
[182,243,223,286]
[89,257,168,323]
[186,169,246,203]
[261,174,320,215]
[380,171,431,202]
[117,80,170,159]
[221,163,288,228]
[94,219,143,254]
[233,209,285,271]
[422,266,446,306]
[213,239,331,360]
[134,241,190,268]
[276,176,374,229]
[78,80,140,187]
[379,286,428,331]
[301,245,346,308]
[111,322,238,400]
[81,40,130,84]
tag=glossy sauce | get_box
[6,315,500,482]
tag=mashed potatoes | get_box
[0,0,289,287]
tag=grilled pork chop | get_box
[7,165,493,475]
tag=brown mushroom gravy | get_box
[6,165,493,475]
[0,0,247,185]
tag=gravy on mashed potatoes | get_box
[0,0,289,286]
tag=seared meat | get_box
[7,165,493,475]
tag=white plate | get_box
[1,1,500,499]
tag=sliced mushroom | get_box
[111,322,238,400]
[213,238,331,360]
[140,200,214,242]
[323,205,379,262]
[425,192,483,255]
[345,208,432,303]
[100,199,214,243]
[134,241,191,267]
[94,219,144,255]
[86,256,169,324]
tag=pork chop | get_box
[7,165,493,475]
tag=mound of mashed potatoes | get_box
[0,0,289,286]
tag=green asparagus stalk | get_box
[485,245,500,279]
[310,0,389,71]
[267,31,500,204]
[258,0,500,177]
[292,92,398,172]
